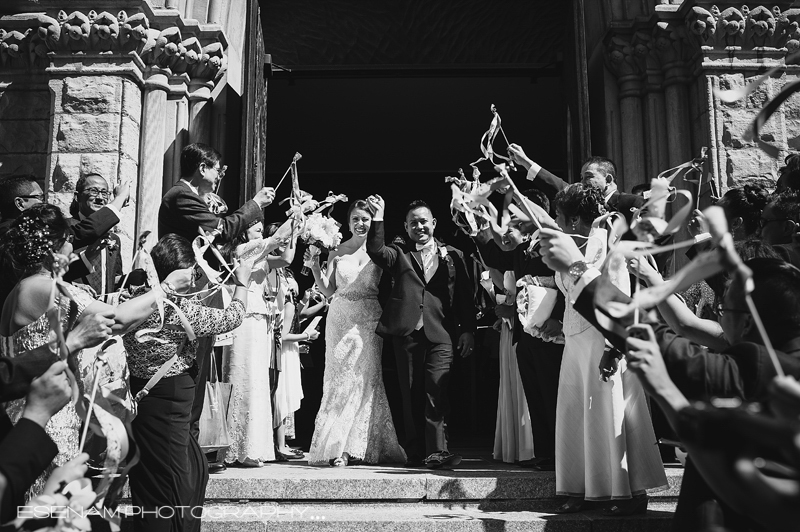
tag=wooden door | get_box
[240,0,268,204]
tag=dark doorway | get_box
[259,0,570,451]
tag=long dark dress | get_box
[123,292,245,532]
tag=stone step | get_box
[117,500,676,532]
[197,460,683,502]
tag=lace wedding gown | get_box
[308,255,406,465]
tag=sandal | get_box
[332,456,349,467]
[553,497,585,514]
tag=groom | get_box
[366,195,476,468]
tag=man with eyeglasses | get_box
[63,173,125,298]
[0,175,45,237]
[159,143,276,474]
[159,143,275,243]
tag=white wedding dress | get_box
[308,254,406,464]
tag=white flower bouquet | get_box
[300,213,343,275]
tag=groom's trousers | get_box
[515,333,563,459]
[393,329,453,460]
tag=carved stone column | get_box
[188,79,213,145]
[138,66,170,238]
[606,35,646,190]
[632,30,669,182]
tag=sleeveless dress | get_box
[307,255,406,464]
[1,284,94,496]
[221,239,276,463]
[554,230,667,500]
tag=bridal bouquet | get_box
[300,212,343,275]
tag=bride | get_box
[305,199,406,467]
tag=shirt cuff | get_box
[525,162,542,181]
[79,250,95,273]
[104,203,121,218]
[571,267,601,304]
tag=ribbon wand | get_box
[275,152,302,193]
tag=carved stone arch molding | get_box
[0,1,231,261]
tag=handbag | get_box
[198,349,233,453]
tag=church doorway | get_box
[258,0,575,450]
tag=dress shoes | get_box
[602,494,649,516]
[424,451,462,470]
[532,457,556,471]
[208,462,227,474]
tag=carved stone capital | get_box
[605,34,645,97]
[0,5,227,82]
[680,2,800,62]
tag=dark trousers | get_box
[515,333,563,459]
[393,329,453,460]
[130,374,208,532]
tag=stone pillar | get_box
[606,35,646,190]
[188,79,214,145]
[632,30,669,182]
[138,66,170,239]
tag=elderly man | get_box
[64,174,124,297]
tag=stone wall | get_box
[0,0,232,263]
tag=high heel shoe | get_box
[602,495,649,516]
[553,497,585,514]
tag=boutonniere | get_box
[438,246,448,260]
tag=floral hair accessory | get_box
[16,216,58,266]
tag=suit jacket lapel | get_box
[409,249,425,281]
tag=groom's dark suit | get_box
[367,220,476,460]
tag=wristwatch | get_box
[567,261,589,281]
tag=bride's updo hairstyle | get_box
[554,184,607,227]
[347,199,371,221]
[2,203,71,273]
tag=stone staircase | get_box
[118,456,682,531]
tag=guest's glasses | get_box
[83,187,110,198]
[16,193,44,201]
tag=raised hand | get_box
[163,267,194,292]
[22,361,72,428]
[254,187,276,208]
[507,143,533,169]
[538,229,583,273]
[114,180,131,208]
[627,256,663,287]
[366,194,385,220]
[234,259,253,286]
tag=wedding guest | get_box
[158,142,275,471]
[538,230,800,531]
[507,143,645,223]
[0,205,185,498]
[550,184,666,514]
[758,191,800,268]
[474,190,564,470]
[273,269,316,459]
[221,218,285,467]
[123,234,250,532]
[0,175,131,306]
[306,199,406,467]
[65,173,124,297]
[716,184,769,242]
[366,196,476,469]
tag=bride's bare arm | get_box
[307,248,338,298]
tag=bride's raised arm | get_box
[306,248,338,298]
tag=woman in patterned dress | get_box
[0,205,192,498]
[122,234,251,532]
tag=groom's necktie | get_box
[415,241,436,330]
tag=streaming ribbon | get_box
[471,104,516,170]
